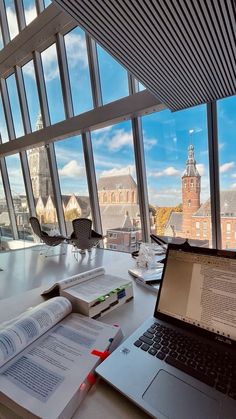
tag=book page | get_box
[41,267,105,295]
[0,314,122,419]
[0,297,72,368]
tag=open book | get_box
[42,267,134,318]
[0,297,123,419]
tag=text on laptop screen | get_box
[157,249,236,341]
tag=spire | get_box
[35,113,43,131]
[183,145,200,177]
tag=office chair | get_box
[29,216,67,257]
[70,218,103,254]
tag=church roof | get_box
[99,203,140,233]
[182,145,200,178]
[194,190,236,217]
[98,174,137,190]
[165,212,183,233]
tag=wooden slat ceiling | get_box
[55,0,236,111]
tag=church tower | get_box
[28,114,53,198]
[182,145,201,238]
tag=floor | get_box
[0,244,131,300]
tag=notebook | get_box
[96,243,236,419]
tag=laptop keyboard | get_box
[134,322,236,400]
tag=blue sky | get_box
[0,8,236,208]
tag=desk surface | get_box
[0,248,155,419]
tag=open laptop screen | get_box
[156,245,236,342]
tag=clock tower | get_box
[28,114,53,198]
[182,145,201,238]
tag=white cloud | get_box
[58,160,85,178]
[64,32,88,69]
[143,136,157,150]
[231,183,236,189]
[220,162,235,173]
[100,165,135,178]
[24,6,37,25]
[108,130,133,151]
[231,173,236,178]
[41,44,59,82]
[6,8,18,39]
[151,166,181,178]
[196,163,205,176]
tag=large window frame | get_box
[0,3,232,251]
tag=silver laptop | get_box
[96,243,236,419]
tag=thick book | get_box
[0,297,123,419]
[42,267,134,318]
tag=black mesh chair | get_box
[29,217,67,257]
[70,218,103,254]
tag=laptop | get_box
[96,243,236,419]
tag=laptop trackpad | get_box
[143,370,219,419]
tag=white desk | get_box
[0,249,155,419]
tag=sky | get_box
[1,1,236,208]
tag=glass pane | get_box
[5,155,32,244]
[64,27,93,115]
[54,136,89,235]
[217,95,236,250]
[0,93,9,143]
[0,167,13,242]
[41,44,65,124]
[4,0,19,40]
[92,120,141,253]
[22,60,41,132]
[97,44,129,105]
[27,145,58,233]
[44,0,51,7]
[142,105,211,247]
[22,0,37,26]
[6,73,24,138]
[0,25,4,50]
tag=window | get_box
[92,120,141,252]
[0,169,13,240]
[217,95,236,250]
[97,44,129,104]
[27,146,56,231]
[196,221,200,229]
[5,155,31,241]
[142,105,211,246]
[54,136,89,235]
[64,27,93,115]
[22,60,41,132]
[6,74,24,138]
[5,0,19,40]
[0,94,9,143]
[22,0,37,26]
[41,44,65,124]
